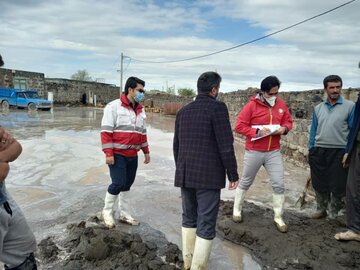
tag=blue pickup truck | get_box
[0,88,52,110]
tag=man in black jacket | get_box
[173,71,239,269]
[335,91,360,241]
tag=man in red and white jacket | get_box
[100,76,150,228]
[232,76,293,233]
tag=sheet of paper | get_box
[251,124,281,141]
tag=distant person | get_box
[173,71,239,269]
[335,92,360,241]
[100,76,150,228]
[308,75,354,219]
[233,76,293,233]
[0,54,38,269]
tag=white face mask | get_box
[264,96,276,106]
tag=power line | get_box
[130,0,358,64]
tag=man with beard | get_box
[308,75,355,219]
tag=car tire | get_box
[28,103,37,111]
[1,100,9,109]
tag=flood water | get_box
[1,107,311,269]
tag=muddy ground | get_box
[217,201,360,270]
[37,217,183,270]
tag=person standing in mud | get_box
[100,76,150,228]
[0,54,38,270]
[173,71,239,269]
[232,76,293,233]
[334,90,360,241]
[308,75,354,219]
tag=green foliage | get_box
[71,69,92,81]
[177,87,195,97]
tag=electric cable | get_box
[129,0,357,64]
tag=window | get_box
[13,78,27,89]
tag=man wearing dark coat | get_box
[173,71,239,269]
[335,92,360,241]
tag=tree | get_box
[177,87,195,97]
[71,69,92,81]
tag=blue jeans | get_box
[181,188,220,240]
[107,154,138,195]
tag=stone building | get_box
[45,78,119,105]
[0,68,46,97]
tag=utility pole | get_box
[119,52,130,95]
[120,53,124,95]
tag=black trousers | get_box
[309,147,348,197]
[181,188,220,240]
[346,144,360,233]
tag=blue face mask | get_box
[134,91,145,103]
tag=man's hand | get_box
[258,128,271,137]
[0,128,14,151]
[228,180,239,190]
[106,156,115,165]
[342,153,349,168]
[277,127,287,135]
[144,153,150,164]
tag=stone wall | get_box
[0,68,46,96]
[45,78,119,104]
[148,87,360,165]
[220,88,360,165]
[145,92,193,109]
[1,66,359,164]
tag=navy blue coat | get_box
[346,93,360,155]
[173,94,239,189]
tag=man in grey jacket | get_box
[308,75,355,219]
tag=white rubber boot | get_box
[115,191,139,226]
[101,192,117,228]
[233,188,247,222]
[273,193,288,233]
[182,227,197,270]
[190,236,213,270]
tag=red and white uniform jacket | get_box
[101,94,149,157]
[234,94,293,151]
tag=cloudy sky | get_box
[1,0,359,92]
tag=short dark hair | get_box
[124,76,145,95]
[260,76,281,92]
[323,75,342,89]
[0,54,4,67]
[197,71,221,93]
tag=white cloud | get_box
[0,0,359,93]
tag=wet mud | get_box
[37,217,182,270]
[217,200,360,270]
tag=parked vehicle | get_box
[0,88,52,110]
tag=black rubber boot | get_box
[310,191,329,219]
[328,193,344,219]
